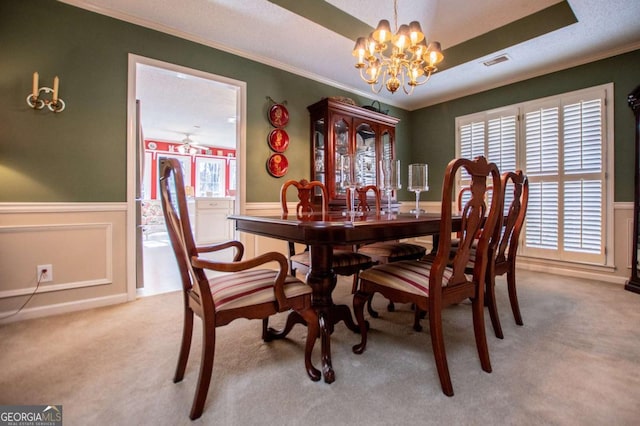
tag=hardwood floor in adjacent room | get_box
[138,232,182,297]
[138,231,233,297]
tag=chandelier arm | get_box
[358,67,377,85]
[376,70,389,94]
[411,71,434,87]
[400,67,416,96]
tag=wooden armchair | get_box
[352,156,502,397]
[159,159,321,420]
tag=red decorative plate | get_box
[267,128,289,152]
[266,153,288,177]
[268,103,289,127]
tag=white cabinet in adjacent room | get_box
[194,198,234,245]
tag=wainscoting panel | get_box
[0,223,112,298]
[0,203,127,323]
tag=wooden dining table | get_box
[229,210,451,383]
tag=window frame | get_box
[455,83,614,267]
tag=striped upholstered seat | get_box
[211,269,312,311]
[358,260,458,297]
[290,250,374,277]
[357,242,427,263]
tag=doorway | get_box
[126,55,246,299]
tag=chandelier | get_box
[352,0,444,95]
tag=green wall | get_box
[0,1,636,203]
[0,0,407,202]
[411,49,640,202]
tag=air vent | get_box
[483,54,510,67]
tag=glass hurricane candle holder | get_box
[379,159,401,214]
[408,163,429,216]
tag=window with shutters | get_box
[455,84,613,266]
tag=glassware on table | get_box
[341,154,363,216]
[379,159,401,214]
[408,163,429,216]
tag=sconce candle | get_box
[52,76,59,103]
[32,72,38,99]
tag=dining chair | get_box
[484,170,529,338]
[347,185,427,270]
[352,155,502,397]
[159,159,321,420]
[280,179,374,282]
[434,171,528,338]
[346,184,427,316]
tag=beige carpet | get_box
[1,270,639,425]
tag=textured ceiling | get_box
[61,0,640,147]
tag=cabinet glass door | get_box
[313,118,325,188]
[381,130,393,162]
[334,118,350,196]
[356,123,377,186]
[380,130,394,202]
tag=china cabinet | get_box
[308,98,399,209]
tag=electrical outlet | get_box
[37,264,53,282]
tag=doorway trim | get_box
[125,54,247,300]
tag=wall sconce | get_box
[26,72,65,113]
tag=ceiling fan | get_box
[178,133,208,155]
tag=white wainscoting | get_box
[0,223,113,298]
[0,200,633,323]
[0,203,128,323]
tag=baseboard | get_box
[0,293,128,324]
[517,260,627,285]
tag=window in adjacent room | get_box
[196,157,226,197]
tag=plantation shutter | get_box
[457,108,517,197]
[487,114,517,172]
[459,121,485,182]
[521,94,605,263]
[523,104,560,252]
[561,98,604,259]
[455,85,609,266]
